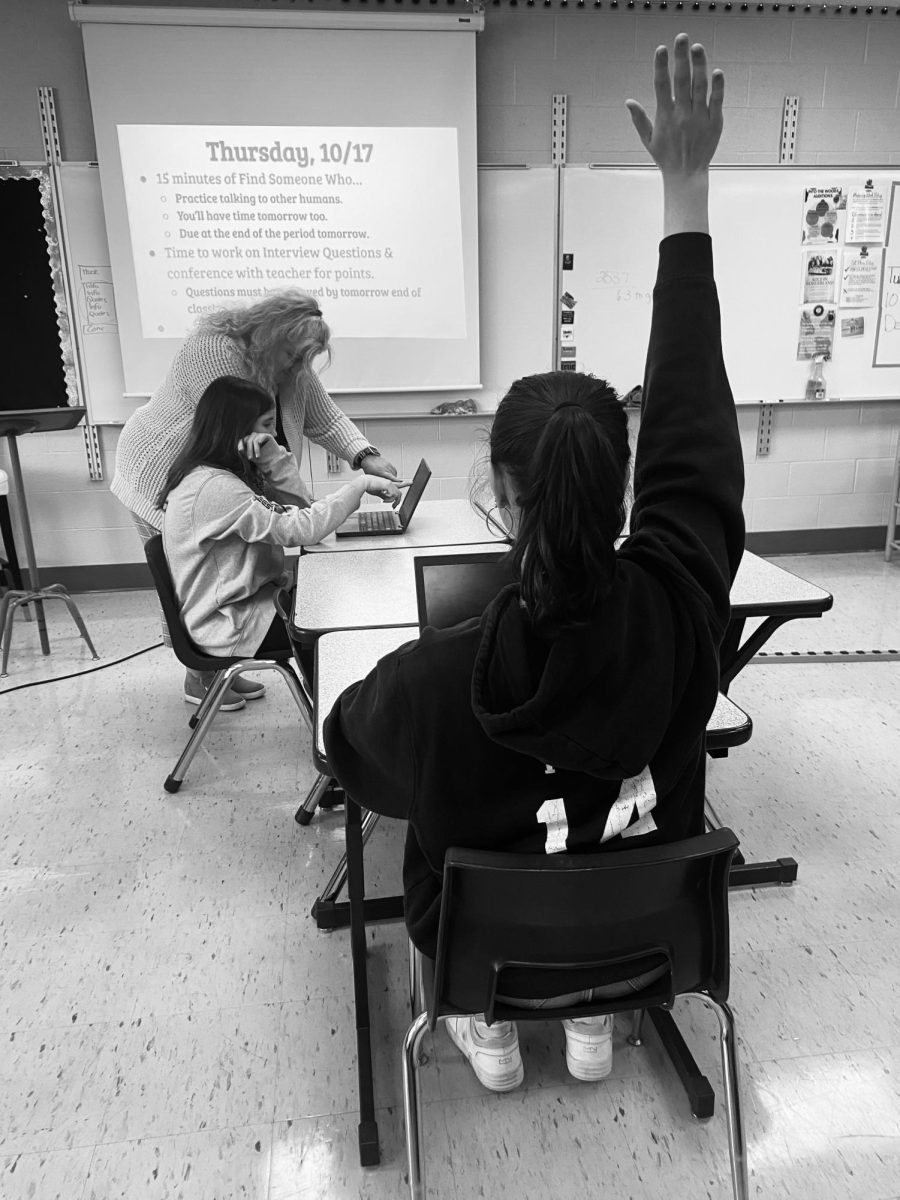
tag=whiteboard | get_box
[476,166,556,408]
[561,166,900,405]
[55,162,557,424]
[59,162,129,424]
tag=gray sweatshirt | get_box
[162,447,368,656]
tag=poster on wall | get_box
[846,181,886,245]
[796,303,835,360]
[801,187,844,244]
[801,250,836,303]
[840,246,879,307]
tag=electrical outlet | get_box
[326,452,341,474]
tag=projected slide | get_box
[117,124,465,340]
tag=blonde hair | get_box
[199,289,332,394]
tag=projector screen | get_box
[77,13,481,397]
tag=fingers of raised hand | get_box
[671,35,693,106]
[652,44,673,111]
[625,100,654,150]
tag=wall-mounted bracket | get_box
[551,94,567,167]
[756,403,774,458]
[780,96,799,165]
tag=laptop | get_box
[414,550,513,631]
[335,458,432,538]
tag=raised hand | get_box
[626,35,724,179]
[625,36,723,237]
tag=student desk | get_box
[302,497,501,555]
[724,551,833,689]
[291,545,833,891]
[292,544,833,685]
[313,625,754,1168]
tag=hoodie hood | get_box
[471,568,694,781]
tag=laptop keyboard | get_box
[358,509,398,533]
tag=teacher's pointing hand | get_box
[359,453,400,481]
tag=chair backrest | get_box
[430,827,738,1027]
[144,534,226,672]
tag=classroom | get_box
[1,1,899,1197]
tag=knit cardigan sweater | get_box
[111,332,371,530]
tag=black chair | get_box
[144,534,326,807]
[402,828,748,1200]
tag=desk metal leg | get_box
[345,797,381,1167]
[720,614,822,691]
[312,809,404,930]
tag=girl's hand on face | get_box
[238,432,279,463]
[364,476,409,508]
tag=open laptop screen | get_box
[397,459,432,529]
[414,550,513,631]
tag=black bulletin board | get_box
[0,172,71,412]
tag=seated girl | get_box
[159,375,402,707]
[323,36,745,1092]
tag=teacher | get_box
[111,289,397,706]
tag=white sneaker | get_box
[445,1015,524,1092]
[562,1014,614,1081]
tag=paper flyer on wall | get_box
[801,250,836,303]
[796,303,835,360]
[839,246,880,307]
[801,187,844,244]
[846,182,886,244]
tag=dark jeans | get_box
[256,604,315,684]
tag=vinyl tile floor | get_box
[1,552,899,1199]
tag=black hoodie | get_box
[324,233,745,957]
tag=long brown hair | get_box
[158,376,273,507]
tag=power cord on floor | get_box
[0,641,164,696]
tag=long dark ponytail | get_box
[490,371,629,631]
[157,375,274,508]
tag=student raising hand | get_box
[625,35,724,237]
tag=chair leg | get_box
[402,1011,431,1200]
[295,771,330,826]
[164,669,232,792]
[43,584,100,660]
[628,1008,646,1046]
[0,589,13,673]
[0,593,33,677]
[687,993,749,1200]
[269,660,315,735]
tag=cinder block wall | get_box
[2,2,899,575]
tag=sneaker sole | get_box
[183,692,246,712]
[565,1046,613,1082]
[446,1022,524,1092]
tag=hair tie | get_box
[555,401,582,412]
